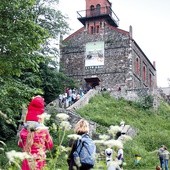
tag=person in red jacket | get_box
[18,96,53,170]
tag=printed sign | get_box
[85,41,104,66]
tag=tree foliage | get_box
[34,0,70,60]
[39,59,76,104]
[0,0,74,140]
[0,0,48,76]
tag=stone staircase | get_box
[46,88,100,136]
[46,88,136,138]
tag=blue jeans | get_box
[164,159,169,170]
[160,157,164,169]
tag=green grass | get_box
[1,92,170,169]
[77,92,170,169]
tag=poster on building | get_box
[85,41,104,67]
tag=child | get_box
[134,154,141,166]
[18,96,53,170]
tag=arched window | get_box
[96,25,99,33]
[149,73,152,88]
[96,4,101,15]
[90,5,95,16]
[90,5,95,10]
[90,26,94,34]
[135,57,140,75]
[143,65,146,82]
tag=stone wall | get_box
[131,40,156,89]
[46,89,98,136]
[61,23,156,93]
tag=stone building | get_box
[60,0,157,91]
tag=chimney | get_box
[153,61,156,68]
[129,25,133,39]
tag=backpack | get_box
[73,133,96,166]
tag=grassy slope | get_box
[1,92,170,169]
[77,92,170,169]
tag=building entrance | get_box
[84,77,100,89]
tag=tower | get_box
[60,0,156,91]
[77,0,119,34]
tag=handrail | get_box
[77,6,119,26]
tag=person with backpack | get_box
[67,119,96,170]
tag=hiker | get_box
[105,148,121,170]
[157,145,165,169]
[117,146,124,170]
[18,96,53,170]
[134,154,141,166]
[163,146,170,170]
[67,119,96,170]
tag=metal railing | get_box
[77,6,119,26]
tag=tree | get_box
[39,58,76,104]
[0,0,48,138]
[0,0,73,141]
[0,0,48,76]
[34,0,70,63]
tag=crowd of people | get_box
[17,95,170,170]
[58,87,85,108]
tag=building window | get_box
[96,4,101,15]
[96,25,99,33]
[135,57,140,75]
[149,73,152,88]
[90,26,94,34]
[143,65,146,82]
[90,5,95,16]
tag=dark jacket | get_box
[67,139,78,170]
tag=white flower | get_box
[52,123,57,131]
[93,140,105,144]
[6,150,31,162]
[108,125,121,137]
[99,134,110,141]
[38,112,51,120]
[60,121,72,131]
[56,113,69,121]
[118,134,132,143]
[104,139,123,148]
[59,145,69,152]
[67,134,81,140]
[120,120,125,126]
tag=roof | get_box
[63,25,129,42]
[63,27,84,42]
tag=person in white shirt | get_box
[117,147,124,170]
[163,146,170,170]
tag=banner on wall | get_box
[85,41,104,67]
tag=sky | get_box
[59,0,170,88]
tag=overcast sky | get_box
[59,0,170,88]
